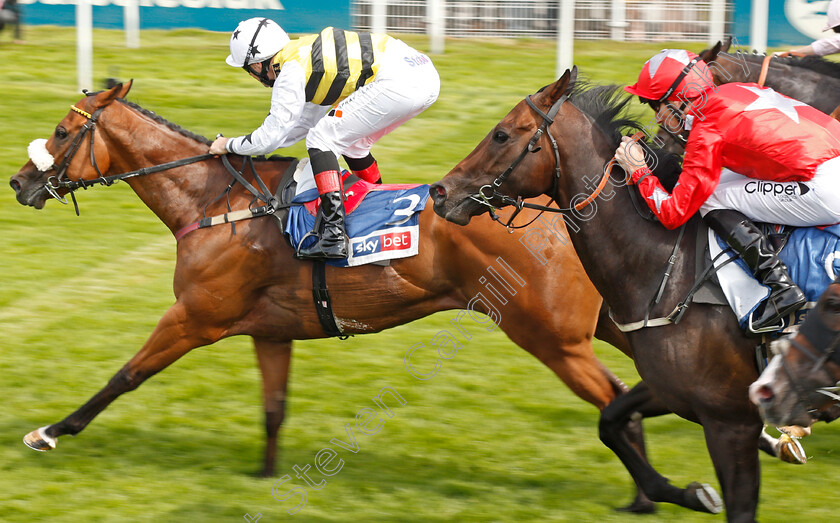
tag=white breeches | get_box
[305,39,440,159]
[700,156,840,226]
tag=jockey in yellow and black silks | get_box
[209,18,440,260]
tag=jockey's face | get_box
[245,62,277,87]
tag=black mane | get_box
[116,98,296,162]
[568,82,682,190]
[741,52,840,79]
[118,98,212,145]
[568,82,641,146]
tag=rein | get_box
[757,52,806,87]
[40,103,279,236]
[42,103,215,216]
[780,296,840,418]
[470,82,644,230]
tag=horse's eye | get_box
[493,130,509,144]
[55,127,68,140]
[826,296,840,313]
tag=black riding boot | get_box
[704,209,806,332]
[295,150,349,260]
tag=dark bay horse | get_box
[699,39,840,115]
[750,278,840,428]
[430,70,776,522]
[9,81,655,505]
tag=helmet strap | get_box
[657,56,701,103]
[658,101,689,147]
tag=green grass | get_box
[1,26,836,522]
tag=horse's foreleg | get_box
[253,338,292,477]
[24,303,208,451]
[599,382,723,515]
[701,419,761,523]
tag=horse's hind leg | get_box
[253,338,292,477]
[599,382,723,514]
[23,303,209,451]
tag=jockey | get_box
[615,49,840,332]
[209,18,440,260]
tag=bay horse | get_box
[750,277,840,428]
[9,81,658,508]
[429,70,777,522]
[699,38,840,116]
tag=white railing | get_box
[352,0,732,42]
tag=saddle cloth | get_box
[286,159,430,267]
[709,223,840,332]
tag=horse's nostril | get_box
[9,179,21,193]
[430,183,447,201]
[756,384,775,402]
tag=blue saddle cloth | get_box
[714,223,840,330]
[286,184,430,267]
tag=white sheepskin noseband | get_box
[28,139,55,172]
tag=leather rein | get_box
[468,88,641,230]
[780,293,840,420]
[40,102,278,227]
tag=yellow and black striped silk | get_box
[272,27,392,106]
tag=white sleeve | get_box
[226,62,309,156]
[811,34,840,56]
[273,102,331,148]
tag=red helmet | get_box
[625,49,714,103]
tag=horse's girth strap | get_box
[312,261,345,338]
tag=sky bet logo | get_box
[745,180,810,201]
[353,230,412,256]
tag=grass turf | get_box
[0,26,837,522]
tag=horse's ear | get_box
[92,79,133,110]
[545,66,576,103]
[700,41,722,63]
[118,79,133,99]
[722,36,732,53]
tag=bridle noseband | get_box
[470,92,569,229]
[469,86,643,230]
[781,292,840,420]
[40,101,213,215]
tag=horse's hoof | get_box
[780,425,811,438]
[685,482,723,514]
[23,426,56,451]
[777,433,807,464]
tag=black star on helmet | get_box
[232,29,241,40]
[250,45,260,57]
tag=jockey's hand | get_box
[209,136,229,156]
[614,136,647,174]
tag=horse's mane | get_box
[568,81,682,190]
[735,52,840,79]
[117,98,212,145]
[116,98,296,162]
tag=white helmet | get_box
[826,0,840,31]
[225,18,290,67]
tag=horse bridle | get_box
[469,87,644,230]
[780,293,840,421]
[41,101,214,215]
[468,93,569,228]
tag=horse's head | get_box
[430,68,577,225]
[10,81,132,209]
[750,280,840,427]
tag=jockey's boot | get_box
[344,153,382,184]
[295,149,349,260]
[704,209,806,331]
